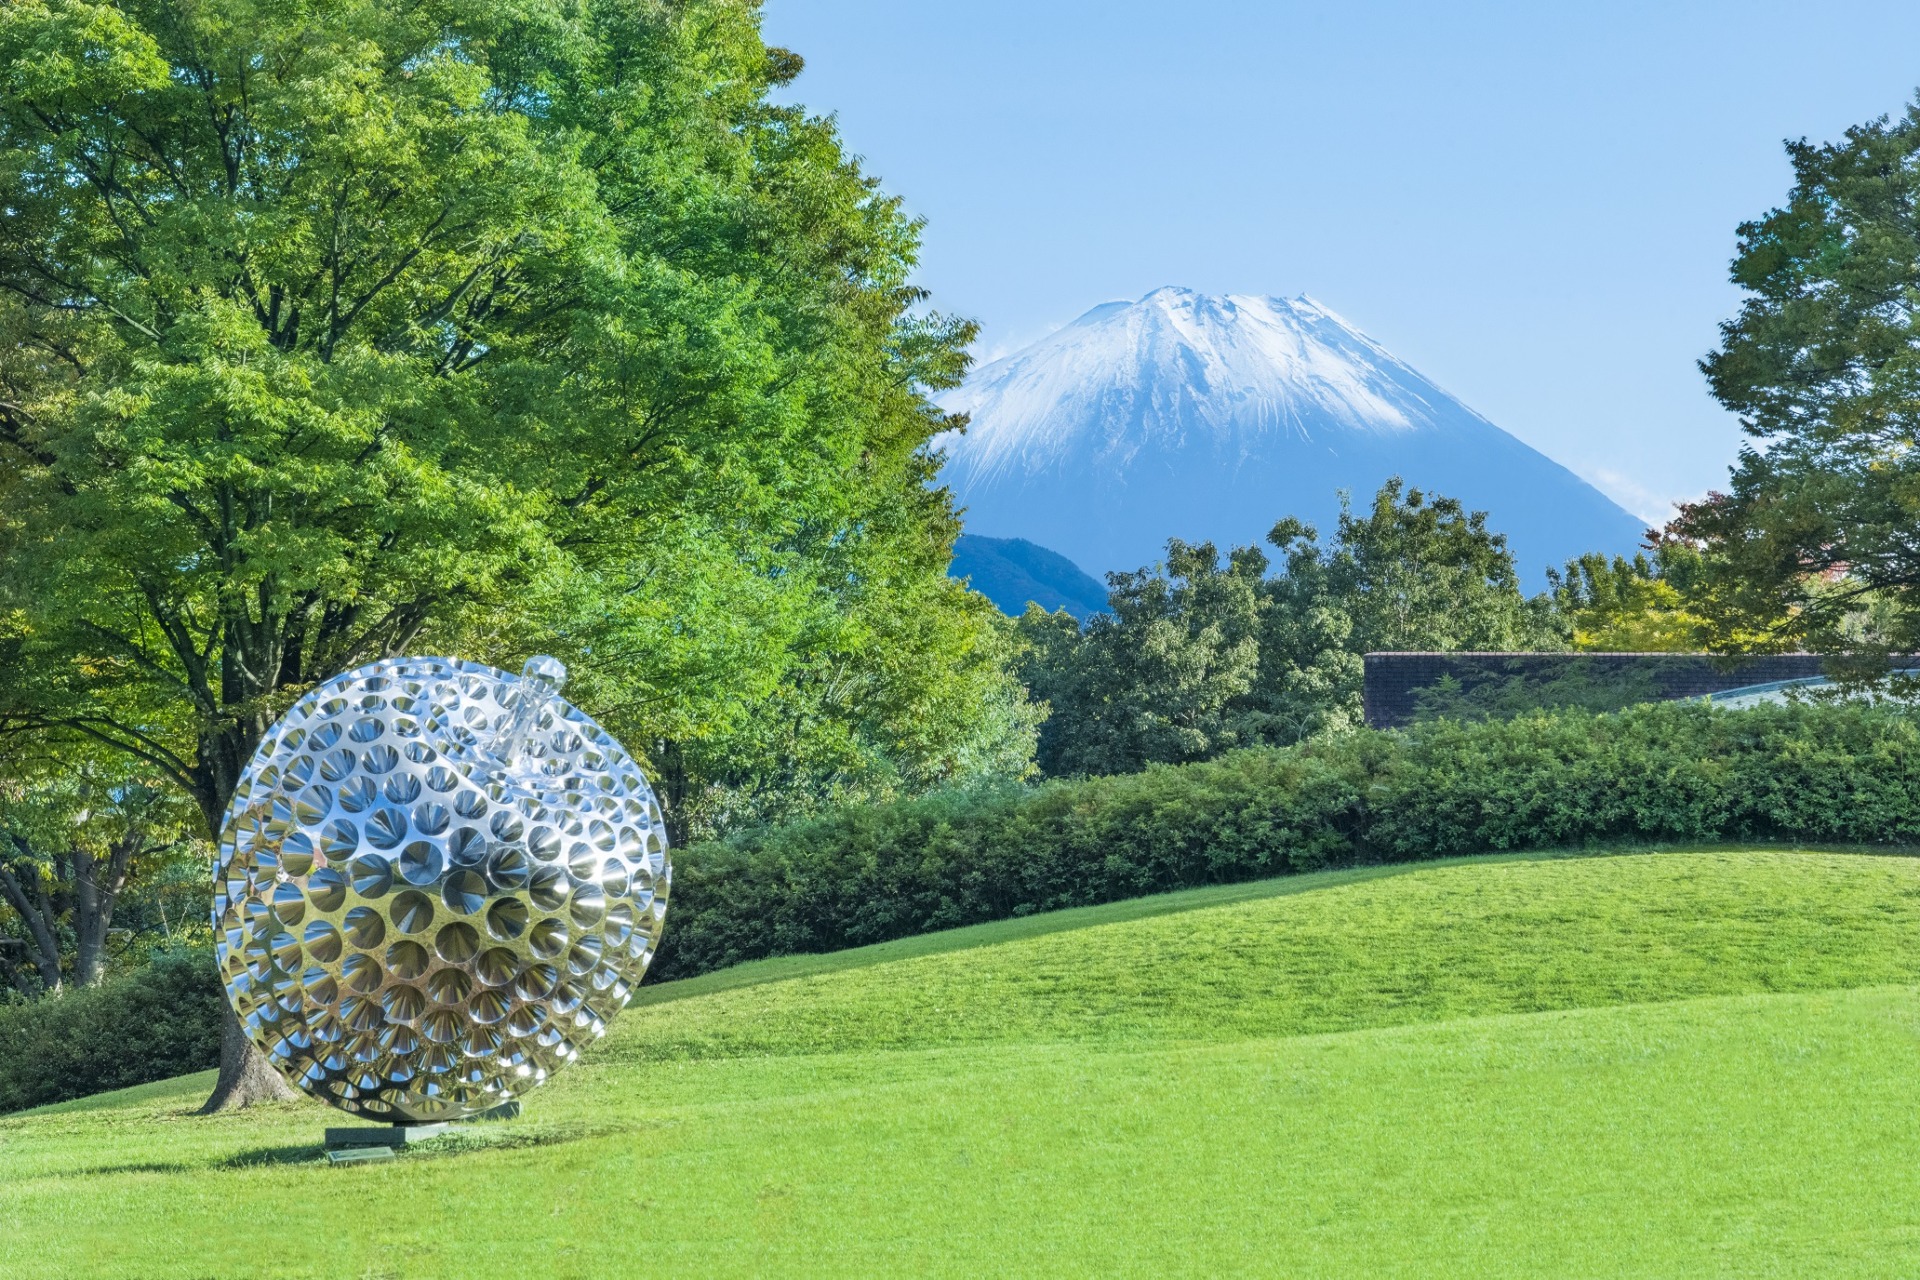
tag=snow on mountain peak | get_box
[940,288,1461,487]
[937,287,1647,586]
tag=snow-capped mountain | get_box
[939,287,1647,587]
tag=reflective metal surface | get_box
[213,656,670,1121]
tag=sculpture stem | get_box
[498,655,567,766]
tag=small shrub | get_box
[0,948,222,1114]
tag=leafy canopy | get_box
[0,0,1006,836]
[0,739,199,994]
[1682,96,1920,659]
[1017,539,1267,777]
[1017,480,1560,777]
[1548,550,1706,653]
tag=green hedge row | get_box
[651,700,1920,980]
[7,700,1914,1113]
[0,947,223,1114]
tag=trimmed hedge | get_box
[651,701,1920,980]
[0,947,223,1114]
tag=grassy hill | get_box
[7,847,1920,1276]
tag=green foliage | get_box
[1302,478,1564,653]
[1017,540,1268,776]
[655,748,1362,979]
[1409,660,1665,722]
[529,504,1041,843]
[1242,519,1368,743]
[1683,96,1920,659]
[654,700,1920,980]
[0,744,201,993]
[1366,700,1909,856]
[0,0,1026,843]
[650,572,1042,841]
[1548,548,1710,652]
[1015,479,1560,777]
[0,945,220,1113]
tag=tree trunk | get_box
[70,883,103,987]
[69,834,137,987]
[195,714,304,1113]
[0,856,63,994]
[655,738,691,848]
[198,999,297,1113]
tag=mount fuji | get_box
[940,287,1648,597]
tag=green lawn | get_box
[5,848,1920,1277]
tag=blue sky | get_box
[761,0,1920,522]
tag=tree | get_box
[1681,97,1920,661]
[1247,521,1366,743]
[565,494,1042,841]
[0,0,991,1107]
[1547,550,1706,652]
[1306,479,1562,654]
[0,744,197,993]
[1014,480,1562,777]
[1018,540,1265,777]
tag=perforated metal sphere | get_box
[212,656,670,1122]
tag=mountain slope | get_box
[941,288,1648,583]
[949,534,1107,618]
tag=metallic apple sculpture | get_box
[212,655,670,1122]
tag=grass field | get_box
[5,847,1920,1277]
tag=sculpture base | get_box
[322,1098,523,1158]
[326,1122,452,1149]
[325,1145,396,1165]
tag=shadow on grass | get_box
[220,1143,327,1168]
[72,1160,205,1176]
[19,1120,618,1178]
[37,1143,330,1175]
[225,1124,623,1170]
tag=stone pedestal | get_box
[325,1122,452,1149]
[322,1097,524,1163]
[325,1145,396,1166]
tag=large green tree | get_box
[1018,540,1265,777]
[539,481,1040,841]
[0,0,1012,1105]
[0,743,197,993]
[1302,479,1561,655]
[1019,480,1556,777]
[1680,97,1920,659]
